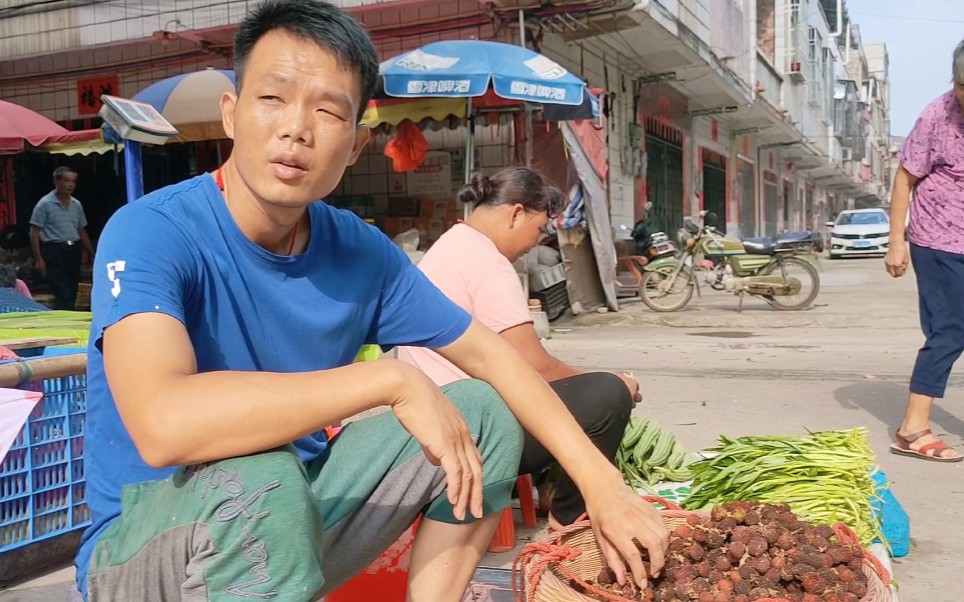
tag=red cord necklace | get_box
[215,168,299,255]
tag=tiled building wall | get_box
[0,0,487,123]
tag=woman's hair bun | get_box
[458,173,492,207]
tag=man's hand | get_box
[35,258,46,276]
[885,243,909,278]
[616,372,642,405]
[390,364,484,521]
[585,474,670,588]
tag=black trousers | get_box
[519,372,633,525]
[42,242,82,310]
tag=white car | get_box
[827,208,890,259]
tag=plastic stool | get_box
[516,474,538,528]
[485,475,538,553]
[486,506,516,552]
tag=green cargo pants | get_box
[85,379,523,601]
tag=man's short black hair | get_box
[53,166,77,183]
[234,0,379,121]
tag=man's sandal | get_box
[890,429,963,463]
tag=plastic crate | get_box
[0,288,51,314]
[0,359,89,552]
[529,263,566,292]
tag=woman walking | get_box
[886,39,964,462]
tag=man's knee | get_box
[173,446,307,491]
[442,379,524,465]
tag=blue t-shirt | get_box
[75,174,471,593]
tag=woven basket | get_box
[512,497,893,602]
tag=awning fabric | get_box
[361,97,466,129]
[40,129,122,156]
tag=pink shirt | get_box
[901,90,964,254]
[397,223,532,386]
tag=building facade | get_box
[0,0,891,240]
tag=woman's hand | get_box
[615,372,642,405]
[885,243,909,278]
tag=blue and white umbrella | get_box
[380,40,594,112]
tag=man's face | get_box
[220,30,370,208]
[56,173,77,196]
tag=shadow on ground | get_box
[834,380,964,441]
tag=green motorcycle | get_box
[639,212,821,312]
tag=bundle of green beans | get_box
[681,428,885,547]
[616,416,698,488]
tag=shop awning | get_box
[38,128,121,156]
[361,97,466,129]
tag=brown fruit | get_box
[685,544,706,561]
[674,525,692,538]
[746,537,768,557]
[743,511,761,526]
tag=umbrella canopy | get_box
[380,41,590,108]
[0,100,70,154]
[132,68,236,142]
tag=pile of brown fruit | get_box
[573,501,870,602]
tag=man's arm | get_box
[78,228,95,262]
[29,226,45,274]
[106,312,489,520]
[106,313,411,467]
[436,322,667,586]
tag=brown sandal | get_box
[890,429,963,463]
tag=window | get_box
[807,27,824,108]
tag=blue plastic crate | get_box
[0,356,89,552]
[0,288,51,313]
[872,470,910,558]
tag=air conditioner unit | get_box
[788,62,806,84]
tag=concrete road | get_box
[546,254,960,601]
[3,254,959,601]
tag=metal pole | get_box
[463,97,474,219]
[519,9,525,47]
[124,140,144,204]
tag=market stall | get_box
[342,40,617,315]
[510,421,905,602]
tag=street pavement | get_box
[3,254,960,601]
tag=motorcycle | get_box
[638,211,821,312]
[631,202,679,263]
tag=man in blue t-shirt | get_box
[76,1,669,600]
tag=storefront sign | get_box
[77,75,119,116]
[407,151,452,198]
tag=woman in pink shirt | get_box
[399,167,642,528]
[886,39,964,462]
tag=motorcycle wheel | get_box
[639,266,694,312]
[763,256,820,310]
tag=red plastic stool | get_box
[485,474,538,553]
[516,474,538,528]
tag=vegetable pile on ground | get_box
[574,501,870,602]
[618,417,698,487]
[680,428,884,547]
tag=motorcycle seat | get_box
[774,231,814,243]
[742,237,776,255]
